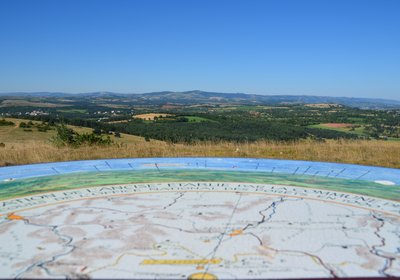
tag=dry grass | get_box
[1,118,399,168]
[0,118,151,145]
[1,138,399,168]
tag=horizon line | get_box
[0,90,400,102]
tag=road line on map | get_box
[163,192,185,210]
[204,193,243,274]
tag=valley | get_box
[0,91,399,168]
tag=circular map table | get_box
[0,158,399,279]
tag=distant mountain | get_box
[0,92,73,98]
[135,91,400,109]
[1,90,399,109]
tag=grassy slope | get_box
[0,118,400,168]
[0,117,158,145]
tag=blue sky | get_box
[0,0,399,99]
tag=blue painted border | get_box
[0,158,399,185]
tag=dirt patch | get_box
[133,113,173,121]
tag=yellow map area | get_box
[7,213,25,221]
[141,259,221,265]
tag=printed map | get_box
[0,158,399,279]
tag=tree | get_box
[52,123,113,147]
[93,128,102,135]
[53,123,76,146]
[0,119,14,126]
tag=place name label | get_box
[1,182,399,215]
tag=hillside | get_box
[0,118,152,146]
[1,118,400,168]
[1,91,400,109]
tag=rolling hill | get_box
[1,90,400,109]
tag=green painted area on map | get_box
[0,169,398,201]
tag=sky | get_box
[0,0,399,99]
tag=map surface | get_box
[0,158,399,279]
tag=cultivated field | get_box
[133,113,173,120]
[320,123,353,128]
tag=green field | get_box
[0,169,398,201]
[184,116,216,122]
[309,124,367,136]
